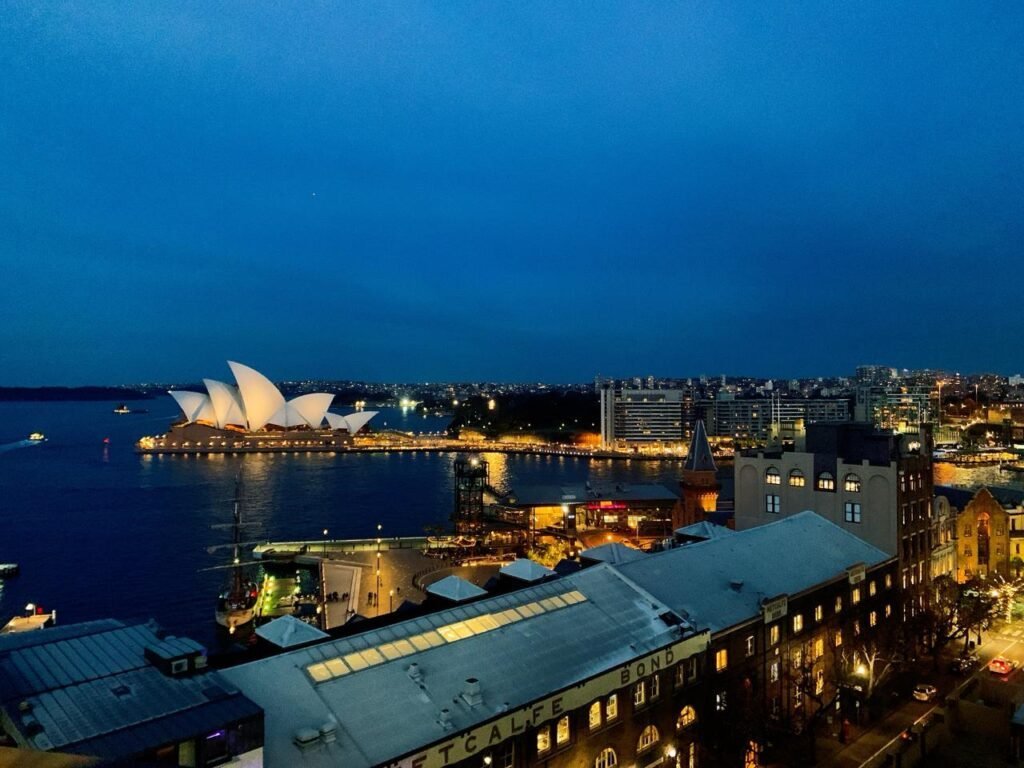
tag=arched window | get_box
[677,705,697,729]
[817,472,835,491]
[844,474,861,492]
[637,725,660,753]
[766,467,781,485]
[595,747,617,768]
[789,469,805,487]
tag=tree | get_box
[915,575,1001,664]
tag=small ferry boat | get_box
[0,563,19,578]
[113,403,132,414]
[27,432,45,442]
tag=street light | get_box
[389,588,395,613]
[376,568,382,616]
[323,528,328,555]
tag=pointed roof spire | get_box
[684,419,717,472]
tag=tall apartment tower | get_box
[676,420,720,529]
[599,385,685,448]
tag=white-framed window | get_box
[770,661,779,682]
[595,747,617,768]
[817,472,835,491]
[870,610,877,627]
[766,467,781,485]
[844,473,861,492]
[845,502,862,523]
[634,681,646,707]
[746,635,755,656]
[637,725,660,753]
[716,690,727,711]
[556,715,570,745]
[650,673,660,700]
[677,705,697,729]
[766,494,781,514]
[789,469,805,487]
[852,587,861,605]
[815,604,823,622]
[813,636,824,659]
[588,701,602,731]
[793,613,804,633]
[606,693,618,721]
[769,624,780,645]
[835,596,843,613]
[869,580,877,596]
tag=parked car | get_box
[912,683,938,702]
[950,653,981,674]
[989,656,1018,676]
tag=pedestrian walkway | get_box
[321,561,361,630]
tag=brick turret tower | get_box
[676,420,720,529]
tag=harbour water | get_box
[0,400,683,647]
[1,400,1021,648]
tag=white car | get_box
[912,684,937,702]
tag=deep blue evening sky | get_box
[1,3,1022,384]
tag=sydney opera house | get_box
[136,361,377,454]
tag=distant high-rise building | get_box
[696,395,850,443]
[854,385,933,432]
[599,385,685,447]
[855,365,897,386]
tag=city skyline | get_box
[2,3,1023,385]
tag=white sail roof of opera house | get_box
[168,362,377,433]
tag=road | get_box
[826,623,1024,767]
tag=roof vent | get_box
[462,677,483,707]
[17,701,32,713]
[319,721,338,744]
[294,728,321,752]
[407,662,423,682]
[22,715,43,737]
[730,579,744,592]
[439,708,454,731]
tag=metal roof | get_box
[674,521,735,541]
[508,482,678,507]
[498,558,555,582]
[579,542,646,565]
[220,564,704,768]
[618,511,892,633]
[424,575,487,603]
[683,419,717,472]
[255,615,330,648]
[0,620,260,762]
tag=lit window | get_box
[835,630,843,647]
[556,715,570,745]
[813,637,824,659]
[770,661,779,682]
[716,691,727,711]
[677,705,697,729]
[634,681,646,706]
[815,669,825,695]
[589,701,602,731]
[765,494,781,514]
[793,614,803,633]
[870,611,877,627]
[885,603,892,617]
[835,596,842,614]
[716,648,728,672]
[789,469,805,487]
[845,502,862,523]
[637,725,660,753]
[869,581,877,596]
[595,748,617,768]
[746,635,755,656]
[852,587,861,605]
[854,620,861,636]
[792,648,803,670]
[689,742,697,768]
[650,673,660,699]
[769,624,780,645]
[815,604,823,622]
[817,472,835,491]
[844,474,861,492]
[766,467,781,485]
[537,725,551,754]
[606,694,618,721]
